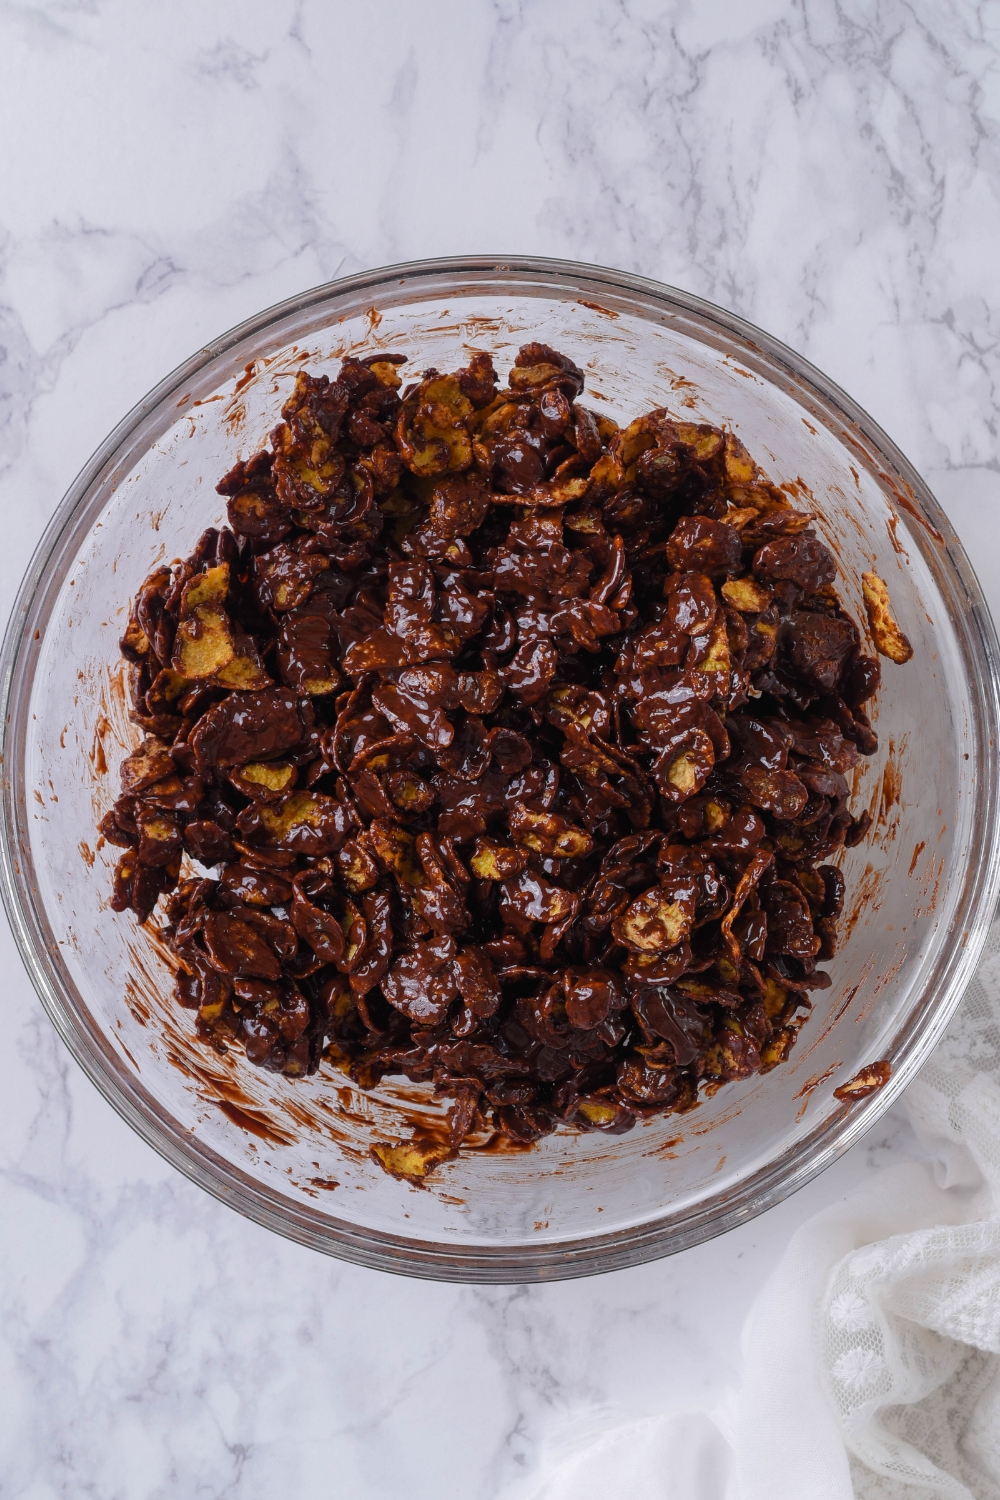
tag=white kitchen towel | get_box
[527,918,1000,1500]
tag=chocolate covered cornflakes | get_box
[100,344,903,1176]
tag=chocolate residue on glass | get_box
[908,839,926,875]
[577,300,620,320]
[214,1096,296,1145]
[793,1062,840,1103]
[97,341,907,1181]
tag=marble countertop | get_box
[2,4,999,1496]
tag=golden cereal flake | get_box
[862,571,913,664]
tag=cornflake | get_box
[100,343,907,1177]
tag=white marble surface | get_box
[1,3,999,1496]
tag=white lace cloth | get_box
[528,920,1000,1500]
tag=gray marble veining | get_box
[1,3,998,1496]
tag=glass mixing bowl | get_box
[3,257,999,1282]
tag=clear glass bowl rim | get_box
[2,254,999,1283]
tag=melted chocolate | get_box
[100,344,899,1168]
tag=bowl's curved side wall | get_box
[3,259,999,1280]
